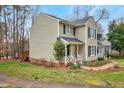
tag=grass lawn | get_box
[0,58,124,88]
[112,56,124,66]
[0,86,20,88]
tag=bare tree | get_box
[0,5,3,59]
[31,5,41,26]
[96,8,109,23]
[70,6,109,23]
[83,5,95,17]
[3,6,9,59]
[0,5,32,60]
[73,6,80,21]
[0,23,4,60]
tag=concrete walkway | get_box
[81,61,117,71]
[0,73,84,88]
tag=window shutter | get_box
[97,47,99,54]
[95,46,96,55]
[63,25,65,34]
[88,27,90,38]
[88,46,91,57]
[73,28,75,36]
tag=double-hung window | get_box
[88,46,96,56]
[88,27,96,39]
[63,25,74,35]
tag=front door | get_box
[67,45,71,56]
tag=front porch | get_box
[60,36,84,64]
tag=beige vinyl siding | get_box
[75,27,86,60]
[30,14,59,60]
[86,18,98,61]
[75,27,85,42]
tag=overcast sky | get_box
[38,5,124,36]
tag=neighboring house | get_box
[102,40,111,54]
[97,40,111,58]
[30,13,110,62]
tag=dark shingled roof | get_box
[73,16,92,24]
[102,40,111,46]
[41,13,92,26]
[60,36,83,44]
[97,41,102,45]
[41,13,77,26]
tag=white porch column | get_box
[77,44,78,56]
[65,44,67,62]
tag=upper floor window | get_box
[63,25,74,36]
[88,27,96,39]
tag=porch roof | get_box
[60,36,84,44]
[97,41,102,45]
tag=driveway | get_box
[0,73,83,88]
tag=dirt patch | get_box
[0,73,84,88]
[81,60,118,72]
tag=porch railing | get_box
[65,55,82,65]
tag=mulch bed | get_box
[0,59,70,71]
[0,59,20,62]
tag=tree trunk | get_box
[3,8,8,59]
[119,51,121,56]
[16,7,19,58]
[13,8,16,59]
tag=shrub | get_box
[0,53,3,57]
[70,64,75,69]
[69,64,80,69]
[53,39,65,61]
[82,60,107,67]
[75,64,80,69]
[98,57,104,61]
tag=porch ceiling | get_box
[60,36,84,45]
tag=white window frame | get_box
[65,25,73,35]
[89,28,96,39]
[90,46,96,56]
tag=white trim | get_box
[88,27,96,39]
[60,38,68,44]
[40,13,60,21]
[90,46,96,56]
[77,44,78,56]
[70,44,73,56]
[85,25,88,61]
[64,44,67,62]
[65,25,73,35]
[57,21,60,37]
[60,36,83,45]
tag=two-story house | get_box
[30,13,105,63]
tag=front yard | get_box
[0,57,124,87]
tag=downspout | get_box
[85,25,88,61]
[57,21,60,38]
